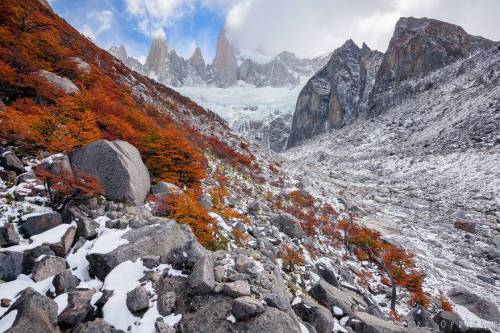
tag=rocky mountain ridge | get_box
[287,17,496,148]
[109,31,330,88]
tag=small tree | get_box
[438,290,454,311]
[34,166,103,212]
[279,244,304,272]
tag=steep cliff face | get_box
[145,37,169,76]
[287,40,382,148]
[212,30,239,86]
[367,17,494,117]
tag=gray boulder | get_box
[126,286,149,313]
[293,298,334,333]
[20,212,62,237]
[309,279,366,316]
[232,296,266,320]
[49,225,76,257]
[38,70,80,95]
[22,245,55,274]
[31,255,67,282]
[236,306,302,333]
[188,256,216,295]
[72,318,115,333]
[270,213,305,239]
[0,150,25,174]
[222,280,251,298]
[316,263,339,287]
[433,311,466,333]
[157,291,176,316]
[447,287,500,322]
[58,289,96,329]
[52,271,81,295]
[0,251,23,281]
[263,293,289,312]
[0,169,16,182]
[70,139,151,205]
[64,206,99,240]
[0,223,20,247]
[348,311,405,333]
[4,288,58,333]
[87,219,206,280]
[404,305,440,330]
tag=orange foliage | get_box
[355,270,373,288]
[232,228,250,244]
[34,166,103,211]
[438,290,454,311]
[279,244,304,272]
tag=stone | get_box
[0,223,20,247]
[58,289,96,328]
[293,298,334,333]
[126,286,149,313]
[155,317,176,333]
[15,170,36,185]
[188,256,216,295]
[70,139,151,205]
[309,279,366,316]
[348,311,405,333]
[151,181,181,195]
[433,311,466,333]
[49,226,76,257]
[157,291,176,316]
[66,207,98,240]
[0,169,16,182]
[222,280,251,298]
[22,245,55,274]
[454,221,476,234]
[198,194,212,210]
[237,306,302,333]
[4,287,58,333]
[142,255,161,269]
[0,150,25,174]
[19,212,62,237]
[270,213,305,239]
[235,255,256,273]
[404,305,440,330]
[1,298,11,307]
[447,287,500,322]
[0,251,23,282]
[87,219,206,280]
[316,263,339,287]
[72,318,115,333]
[31,255,67,282]
[263,293,289,312]
[52,271,81,295]
[247,200,261,213]
[38,70,80,94]
[71,57,91,74]
[232,296,266,320]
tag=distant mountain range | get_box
[109,30,330,88]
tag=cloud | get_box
[223,0,500,58]
[80,10,113,40]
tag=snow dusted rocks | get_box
[447,287,500,322]
[70,140,151,205]
[38,70,80,95]
[126,286,149,314]
[0,150,25,175]
[309,279,367,316]
[19,212,62,237]
[292,297,334,333]
[0,223,20,247]
[58,290,96,329]
[31,255,67,282]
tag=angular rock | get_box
[293,298,334,333]
[222,280,251,298]
[235,255,256,273]
[20,212,62,237]
[155,317,176,333]
[348,311,405,333]
[0,223,20,247]
[70,139,151,205]
[52,271,81,295]
[65,207,98,239]
[15,170,36,185]
[58,289,96,329]
[157,291,176,316]
[151,181,181,195]
[447,287,500,322]
[49,226,76,257]
[1,298,11,307]
[213,30,238,86]
[4,288,58,333]
[126,286,149,313]
[270,213,305,239]
[316,263,339,287]
[38,70,80,94]
[72,318,115,333]
[237,306,302,333]
[142,255,161,269]
[404,305,440,330]
[87,219,205,280]
[22,245,55,274]
[0,251,23,282]
[188,256,215,295]
[31,255,67,282]
[232,296,266,320]
[0,169,16,182]
[263,293,289,312]
[309,279,366,316]
[0,150,25,174]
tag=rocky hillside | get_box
[110,31,329,88]
[1,2,499,333]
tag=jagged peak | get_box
[339,39,360,51]
[394,16,467,38]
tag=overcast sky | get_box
[51,0,500,62]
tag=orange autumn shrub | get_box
[279,244,304,272]
[438,290,454,311]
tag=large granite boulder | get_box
[19,212,62,237]
[38,70,80,95]
[348,311,405,333]
[87,218,206,280]
[0,251,23,282]
[70,140,151,205]
[309,279,366,316]
[0,150,25,174]
[293,297,334,333]
[269,213,305,239]
[447,287,500,322]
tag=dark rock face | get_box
[270,213,305,239]
[31,255,67,282]
[126,286,149,313]
[309,279,366,316]
[188,256,216,295]
[58,290,96,329]
[232,296,266,320]
[433,311,466,333]
[293,298,334,333]
[0,223,20,247]
[4,288,59,333]
[287,40,383,148]
[368,17,494,117]
[0,150,25,174]
[23,245,55,274]
[19,212,62,237]
[53,271,81,295]
[70,139,151,205]
[348,311,405,333]
[0,251,23,281]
